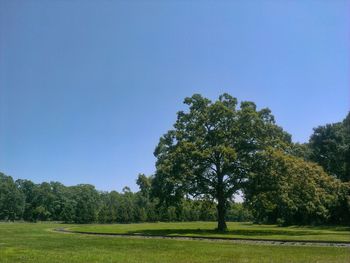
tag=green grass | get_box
[70,221,350,242]
[0,222,349,263]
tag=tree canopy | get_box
[245,148,345,225]
[153,93,291,230]
[308,112,350,182]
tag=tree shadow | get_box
[126,228,326,237]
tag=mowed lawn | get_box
[0,223,348,263]
[70,221,350,242]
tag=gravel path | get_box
[54,228,350,248]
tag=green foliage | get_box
[245,148,343,225]
[0,172,24,220]
[136,173,152,197]
[328,182,350,225]
[60,199,77,223]
[226,203,253,222]
[308,112,350,182]
[287,142,311,160]
[153,93,291,230]
[73,184,99,223]
[0,171,224,224]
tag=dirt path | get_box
[54,228,350,247]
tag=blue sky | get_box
[0,0,349,192]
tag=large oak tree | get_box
[152,94,291,231]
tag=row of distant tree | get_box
[0,172,252,223]
[1,94,349,226]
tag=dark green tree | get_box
[73,184,99,223]
[31,182,56,221]
[245,148,341,225]
[226,203,253,222]
[97,191,119,223]
[136,174,152,197]
[344,113,350,179]
[50,182,67,220]
[329,182,350,225]
[16,179,37,221]
[116,187,135,222]
[135,174,152,222]
[0,172,24,220]
[60,198,77,223]
[153,94,290,231]
[308,112,350,182]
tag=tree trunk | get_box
[217,197,227,231]
[216,172,227,232]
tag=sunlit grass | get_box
[0,222,349,263]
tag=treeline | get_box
[0,173,251,223]
[1,98,349,226]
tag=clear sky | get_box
[1,0,349,192]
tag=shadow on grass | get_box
[126,228,326,237]
[288,225,350,232]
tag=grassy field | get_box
[0,222,349,263]
[70,221,350,242]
